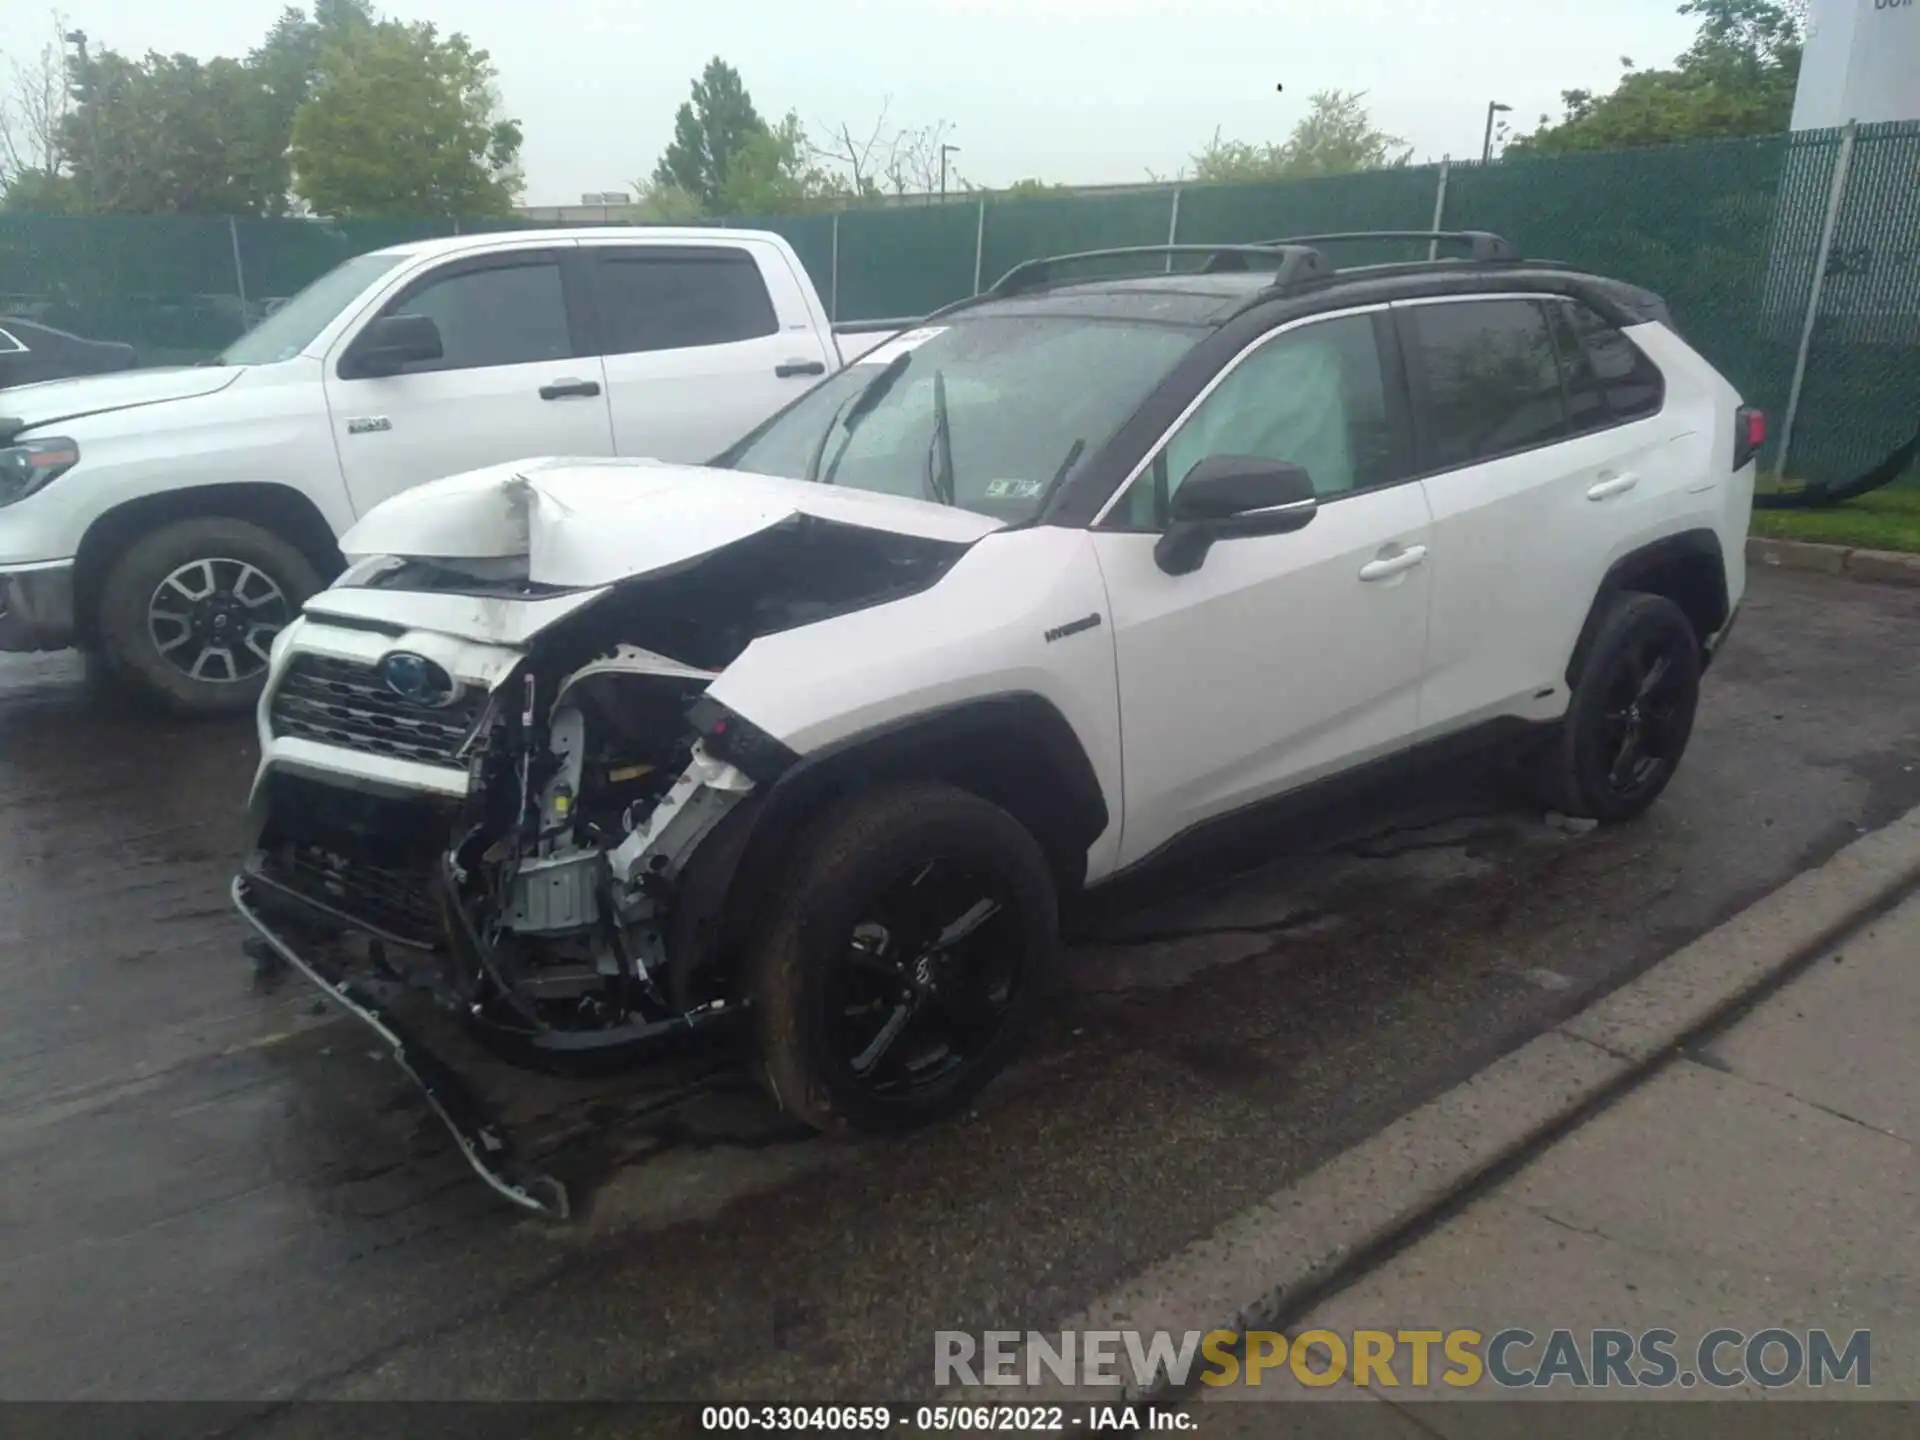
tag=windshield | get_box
[717,315,1200,524]
[217,252,405,366]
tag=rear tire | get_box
[749,782,1059,1133]
[95,517,319,716]
[1535,591,1702,824]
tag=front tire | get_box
[1537,591,1702,824]
[95,517,320,716]
[750,782,1060,1133]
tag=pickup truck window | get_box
[591,249,779,355]
[219,251,402,366]
[386,257,574,373]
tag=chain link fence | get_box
[3,121,1916,486]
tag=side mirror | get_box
[1155,454,1318,576]
[348,313,443,377]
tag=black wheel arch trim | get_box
[665,691,1109,1010]
[1565,528,1729,687]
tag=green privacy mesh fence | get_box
[3,122,1916,487]
[1784,122,1920,484]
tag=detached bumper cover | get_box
[0,560,75,651]
[231,871,570,1219]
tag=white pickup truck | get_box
[0,227,895,712]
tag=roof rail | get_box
[988,244,1334,298]
[1261,230,1521,263]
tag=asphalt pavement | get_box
[1196,880,1920,1434]
[1,567,1916,1407]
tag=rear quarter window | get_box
[1550,300,1665,427]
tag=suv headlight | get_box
[0,437,80,507]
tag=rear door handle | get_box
[1359,545,1429,582]
[776,359,828,379]
[539,378,601,400]
[1587,471,1640,501]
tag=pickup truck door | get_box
[577,239,835,463]
[323,244,614,517]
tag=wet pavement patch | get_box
[0,568,1916,1402]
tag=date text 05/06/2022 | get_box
[699,1404,1192,1432]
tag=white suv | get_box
[233,232,1759,1216]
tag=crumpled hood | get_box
[0,365,244,438]
[338,456,1006,588]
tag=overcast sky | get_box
[2,0,1704,204]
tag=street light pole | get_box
[940,143,961,203]
[1482,101,1512,164]
[64,29,93,210]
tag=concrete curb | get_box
[972,805,1920,1404]
[1748,535,1920,587]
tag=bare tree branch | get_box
[884,117,961,199]
[807,101,963,203]
[808,95,897,198]
[0,10,73,187]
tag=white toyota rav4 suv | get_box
[234,232,1759,1216]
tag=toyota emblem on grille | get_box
[378,651,459,708]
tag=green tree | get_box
[243,0,374,211]
[61,48,291,213]
[1508,0,1803,155]
[628,178,705,222]
[289,18,522,218]
[653,58,767,212]
[716,112,854,214]
[43,2,377,215]
[0,167,79,212]
[999,178,1070,199]
[1191,89,1409,184]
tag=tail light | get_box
[1734,407,1766,472]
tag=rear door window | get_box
[1407,298,1569,472]
[591,248,780,356]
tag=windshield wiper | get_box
[923,368,955,507]
[807,350,913,486]
[1048,438,1086,490]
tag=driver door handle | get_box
[1587,471,1640,501]
[1359,545,1429,582]
[539,377,601,400]
[776,359,828,378]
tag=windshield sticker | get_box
[857,326,948,366]
[984,477,1047,500]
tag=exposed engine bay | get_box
[247,514,970,1059]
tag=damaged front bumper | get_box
[232,870,572,1219]
[236,601,772,1216]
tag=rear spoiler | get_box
[1584,276,1674,330]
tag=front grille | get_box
[256,840,443,946]
[269,653,486,767]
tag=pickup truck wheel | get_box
[750,782,1059,1134]
[1536,591,1701,824]
[96,517,320,715]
